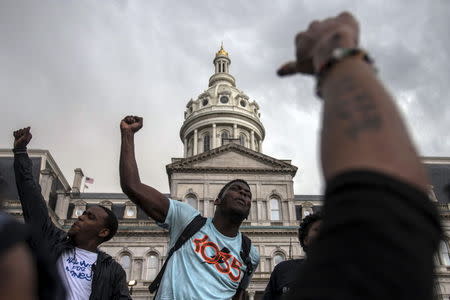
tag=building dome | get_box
[180,46,265,157]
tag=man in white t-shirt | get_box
[13,127,131,300]
[120,115,260,300]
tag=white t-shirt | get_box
[57,247,98,300]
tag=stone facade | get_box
[0,47,449,300]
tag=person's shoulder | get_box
[274,259,304,272]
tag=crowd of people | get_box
[0,12,443,300]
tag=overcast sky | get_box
[0,0,449,195]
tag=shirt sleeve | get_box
[289,170,442,300]
[158,198,200,248]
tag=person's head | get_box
[214,179,252,221]
[298,212,322,253]
[68,205,118,246]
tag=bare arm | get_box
[0,243,37,300]
[119,116,169,223]
[278,12,428,192]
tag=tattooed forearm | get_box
[331,76,381,140]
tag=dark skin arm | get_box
[278,12,428,193]
[0,243,37,300]
[119,116,169,223]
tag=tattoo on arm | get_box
[331,76,381,139]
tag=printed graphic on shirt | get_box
[64,256,93,281]
[193,234,243,282]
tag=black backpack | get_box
[148,214,254,297]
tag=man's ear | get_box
[98,228,110,240]
[214,197,221,205]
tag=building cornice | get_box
[167,143,298,176]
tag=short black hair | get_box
[298,212,322,251]
[217,179,250,200]
[98,205,118,242]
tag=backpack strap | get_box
[148,214,207,295]
[237,233,254,291]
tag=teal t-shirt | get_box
[156,199,260,300]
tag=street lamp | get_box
[128,280,137,295]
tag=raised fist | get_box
[278,12,359,76]
[120,116,143,133]
[13,127,32,149]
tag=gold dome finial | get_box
[216,42,228,57]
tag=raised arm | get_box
[119,116,169,223]
[278,12,428,192]
[13,127,62,236]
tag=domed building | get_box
[180,44,264,157]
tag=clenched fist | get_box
[120,116,143,134]
[278,11,359,76]
[13,127,32,149]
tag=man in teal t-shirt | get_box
[119,115,260,300]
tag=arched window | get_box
[270,198,281,221]
[203,134,210,152]
[440,241,450,265]
[146,253,159,281]
[239,133,246,146]
[221,131,229,145]
[186,194,198,209]
[273,252,285,269]
[120,254,132,280]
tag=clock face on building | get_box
[220,96,229,104]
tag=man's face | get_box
[216,182,252,218]
[68,206,109,243]
[304,220,322,249]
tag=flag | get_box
[85,177,94,184]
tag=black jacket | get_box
[14,151,131,300]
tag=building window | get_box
[186,194,198,209]
[239,133,246,147]
[146,253,159,281]
[273,252,285,269]
[270,198,281,221]
[221,131,229,145]
[440,241,450,265]
[120,254,132,280]
[202,98,209,106]
[240,100,246,107]
[203,134,210,152]
[72,201,87,218]
[220,96,229,104]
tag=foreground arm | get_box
[0,243,37,300]
[119,116,169,223]
[279,12,428,192]
[279,12,441,300]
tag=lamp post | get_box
[128,280,137,295]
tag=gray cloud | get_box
[0,0,448,195]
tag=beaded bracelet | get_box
[315,48,375,98]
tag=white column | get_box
[193,129,198,155]
[259,139,262,152]
[250,130,255,150]
[183,137,188,157]
[233,124,238,139]
[40,169,55,203]
[55,190,70,220]
[248,291,255,300]
[212,124,216,149]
